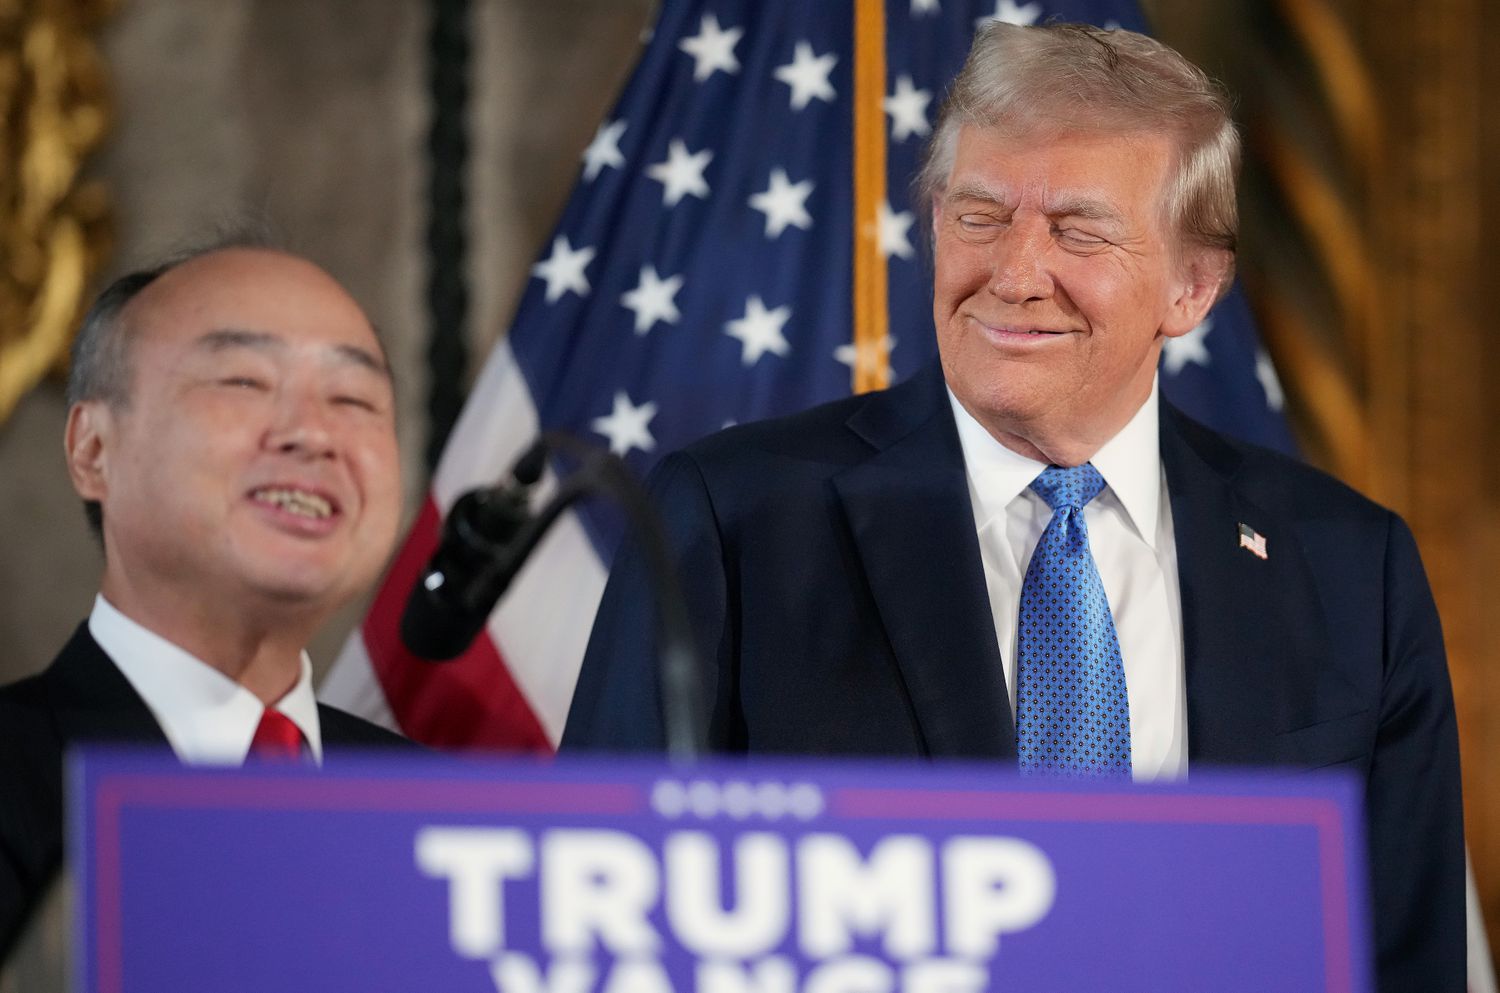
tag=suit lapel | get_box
[46,624,171,747]
[822,375,1338,766]
[317,704,413,750]
[1161,407,1336,765]
[831,366,1014,759]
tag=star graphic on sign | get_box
[749,168,814,238]
[911,0,940,13]
[877,201,916,260]
[1161,316,1212,374]
[1255,348,1286,411]
[581,120,627,181]
[530,236,595,303]
[647,139,713,206]
[976,0,1044,28]
[774,41,838,111]
[725,295,792,365]
[620,265,684,335]
[591,391,658,457]
[834,335,898,378]
[884,75,932,141]
[678,14,743,82]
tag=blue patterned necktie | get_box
[1016,463,1132,777]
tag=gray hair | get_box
[916,21,1240,263]
[67,221,284,542]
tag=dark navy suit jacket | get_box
[564,361,1465,992]
[0,624,412,959]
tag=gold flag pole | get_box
[850,0,890,395]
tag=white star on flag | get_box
[581,120,627,181]
[835,335,898,378]
[725,295,792,365]
[678,14,743,82]
[591,391,658,457]
[774,41,838,111]
[1255,349,1286,411]
[749,168,814,237]
[647,139,713,206]
[620,265,684,335]
[877,201,916,260]
[1162,316,1212,375]
[884,75,932,141]
[530,236,595,303]
[977,0,1044,28]
[911,0,940,13]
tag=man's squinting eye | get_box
[332,393,382,413]
[1056,227,1110,248]
[218,375,268,391]
[957,213,1003,233]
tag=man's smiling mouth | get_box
[251,487,335,520]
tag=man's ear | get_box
[1161,248,1232,339]
[65,401,113,502]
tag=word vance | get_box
[416,826,1057,993]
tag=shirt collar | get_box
[949,390,1047,532]
[948,378,1163,547]
[1090,379,1163,548]
[88,595,324,764]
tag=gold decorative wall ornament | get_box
[1244,0,1496,951]
[1234,0,1385,489]
[0,0,113,426]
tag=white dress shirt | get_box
[950,381,1187,781]
[88,595,324,765]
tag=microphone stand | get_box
[432,434,708,761]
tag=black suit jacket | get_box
[563,361,1465,992]
[0,623,411,957]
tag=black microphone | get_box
[399,432,708,758]
[399,443,546,660]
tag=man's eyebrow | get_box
[333,342,391,378]
[197,328,283,352]
[195,328,391,378]
[1046,195,1125,224]
[945,182,1010,206]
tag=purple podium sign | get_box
[72,752,1369,993]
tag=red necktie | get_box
[249,708,304,761]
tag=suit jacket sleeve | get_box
[1368,512,1466,992]
[562,451,734,752]
[0,681,66,961]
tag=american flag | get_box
[1237,522,1269,561]
[324,0,1293,750]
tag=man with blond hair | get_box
[566,22,1464,991]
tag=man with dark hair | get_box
[0,242,411,955]
[564,22,1464,991]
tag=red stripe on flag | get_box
[362,497,553,752]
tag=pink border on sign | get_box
[831,788,1353,993]
[90,775,644,993]
[88,774,1356,993]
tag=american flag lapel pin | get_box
[1237,522,1268,560]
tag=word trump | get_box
[416,826,1056,993]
